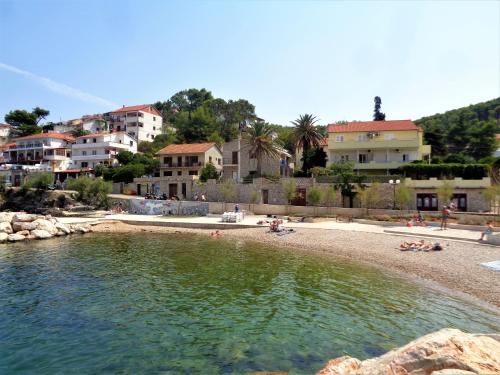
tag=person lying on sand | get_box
[400,239,442,251]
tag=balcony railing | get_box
[223,158,238,165]
[163,162,202,168]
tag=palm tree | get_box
[291,114,323,172]
[243,121,281,177]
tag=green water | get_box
[0,234,498,374]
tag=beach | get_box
[91,220,500,310]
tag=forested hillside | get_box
[415,97,500,161]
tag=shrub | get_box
[66,176,111,209]
[200,162,219,182]
[24,172,54,190]
[306,186,323,206]
[399,163,488,180]
[112,164,145,183]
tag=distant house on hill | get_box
[103,104,162,143]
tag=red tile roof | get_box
[327,120,419,133]
[0,123,12,129]
[157,142,218,155]
[13,132,75,142]
[0,143,15,149]
[111,104,161,117]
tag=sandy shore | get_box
[92,221,500,310]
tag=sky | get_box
[0,0,499,126]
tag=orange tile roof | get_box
[0,142,15,149]
[0,123,12,129]
[327,120,419,133]
[157,142,217,155]
[13,132,75,142]
[111,104,161,117]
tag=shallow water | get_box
[0,233,498,374]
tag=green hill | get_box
[415,97,500,161]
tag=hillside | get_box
[415,97,500,161]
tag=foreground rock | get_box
[0,211,93,243]
[317,328,500,375]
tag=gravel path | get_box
[91,221,500,310]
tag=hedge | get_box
[399,164,488,180]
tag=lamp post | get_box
[389,179,400,210]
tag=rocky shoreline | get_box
[316,328,500,375]
[0,212,92,242]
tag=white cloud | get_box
[0,62,118,108]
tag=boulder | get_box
[13,213,41,222]
[33,219,59,235]
[16,230,30,236]
[0,212,16,223]
[12,221,38,232]
[7,233,26,242]
[73,224,90,233]
[0,232,8,242]
[55,230,66,236]
[31,229,53,239]
[317,329,500,375]
[54,222,71,235]
[0,221,13,234]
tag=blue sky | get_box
[0,0,498,125]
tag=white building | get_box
[0,123,12,143]
[3,132,75,171]
[71,132,137,169]
[53,115,107,134]
[104,104,162,143]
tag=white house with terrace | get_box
[3,132,75,171]
[71,132,137,169]
[103,104,162,143]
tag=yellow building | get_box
[327,120,431,174]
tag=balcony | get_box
[328,138,420,150]
[223,158,238,165]
[45,154,70,161]
[354,161,408,170]
[73,141,130,149]
[72,154,113,161]
[162,162,202,168]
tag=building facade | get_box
[157,142,223,178]
[54,115,108,135]
[71,132,137,169]
[3,133,75,171]
[222,138,293,181]
[0,123,12,144]
[104,105,162,143]
[327,120,431,174]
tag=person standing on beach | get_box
[440,206,450,230]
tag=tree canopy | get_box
[373,96,386,121]
[416,97,500,161]
[4,107,50,137]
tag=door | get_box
[137,184,141,196]
[452,194,467,211]
[181,183,187,198]
[169,183,178,198]
[417,193,438,211]
[262,189,269,204]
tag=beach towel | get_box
[480,260,500,271]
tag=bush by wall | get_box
[399,164,488,180]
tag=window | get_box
[358,154,367,163]
[189,170,198,176]
[451,194,467,211]
[92,150,97,155]
[153,116,156,121]
[82,151,87,156]
[335,135,344,142]
[153,126,156,131]
[217,158,221,165]
[340,155,349,162]
[209,156,212,163]
[92,138,97,143]
[81,162,88,168]
[130,141,134,147]
[163,171,172,176]
[232,151,238,164]
[357,134,367,142]
[384,133,395,140]
[83,139,87,144]
[417,193,438,211]
[402,154,409,162]
[164,157,172,166]
[177,171,182,176]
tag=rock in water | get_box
[0,221,13,234]
[54,222,71,235]
[0,232,8,242]
[7,233,26,242]
[12,221,38,232]
[316,328,500,375]
[31,229,53,239]
[32,219,59,235]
